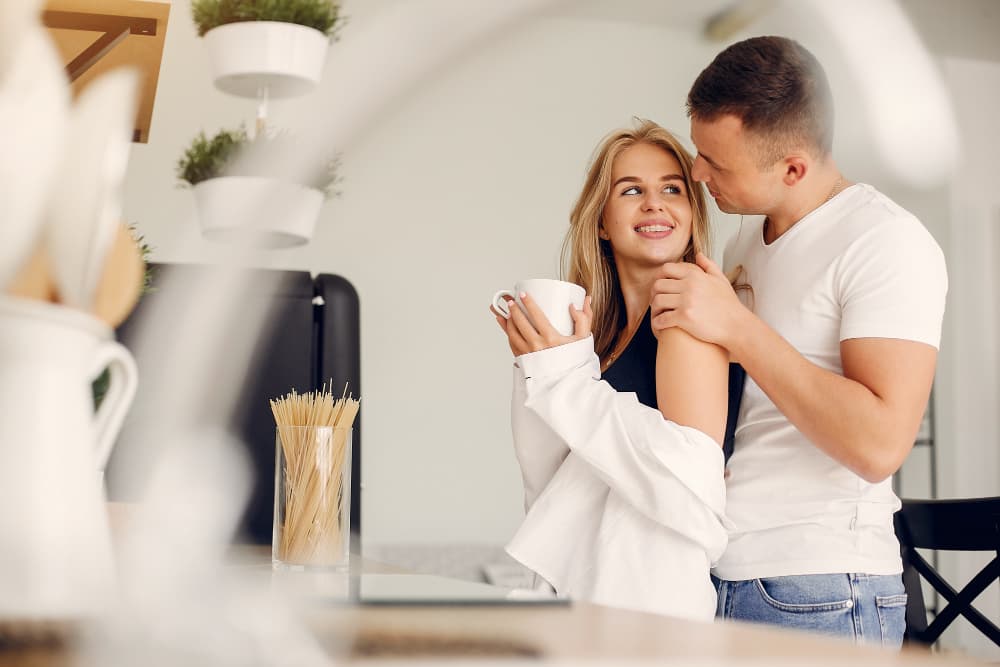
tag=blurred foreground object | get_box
[808,0,958,188]
[0,0,69,290]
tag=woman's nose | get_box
[642,190,665,210]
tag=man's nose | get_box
[691,155,709,183]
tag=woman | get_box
[493,119,729,621]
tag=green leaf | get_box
[190,0,343,38]
[176,126,341,198]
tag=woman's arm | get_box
[495,293,592,512]
[510,361,571,512]
[499,291,727,552]
[655,328,729,447]
[518,345,729,552]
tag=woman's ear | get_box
[598,223,610,241]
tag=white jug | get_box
[0,295,137,619]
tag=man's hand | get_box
[650,252,746,351]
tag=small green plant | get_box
[93,224,155,410]
[176,127,249,186]
[191,0,343,38]
[176,126,340,197]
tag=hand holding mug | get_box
[489,279,591,356]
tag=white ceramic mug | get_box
[0,295,138,618]
[492,278,586,337]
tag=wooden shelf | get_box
[42,0,170,143]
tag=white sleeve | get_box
[510,361,572,512]
[516,337,729,548]
[838,215,947,348]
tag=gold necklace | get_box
[824,175,845,204]
[764,175,846,240]
[602,312,645,371]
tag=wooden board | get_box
[43,0,170,143]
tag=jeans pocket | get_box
[875,593,908,648]
[755,576,854,613]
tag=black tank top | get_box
[601,309,658,409]
[599,308,744,461]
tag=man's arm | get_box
[651,254,936,484]
[725,310,934,483]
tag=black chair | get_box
[106,263,362,554]
[894,496,1000,647]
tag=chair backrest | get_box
[894,496,1000,647]
[106,263,361,553]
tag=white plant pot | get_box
[193,176,324,248]
[203,21,329,98]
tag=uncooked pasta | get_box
[270,383,359,567]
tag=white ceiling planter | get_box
[203,21,328,98]
[193,176,324,248]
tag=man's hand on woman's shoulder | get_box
[651,253,746,350]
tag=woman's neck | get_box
[615,263,657,325]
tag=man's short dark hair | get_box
[687,36,834,166]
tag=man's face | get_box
[689,114,782,216]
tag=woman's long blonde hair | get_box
[561,119,711,363]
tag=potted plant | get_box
[191,0,344,98]
[176,126,339,247]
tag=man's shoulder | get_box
[841,183,922,228]
[834,184,940,253]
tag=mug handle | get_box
[492,289,515,317]
[90,341,138,470]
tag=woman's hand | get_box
[492,293,592,357]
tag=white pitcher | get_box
[0,295,137,619]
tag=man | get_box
[650,36,947,646]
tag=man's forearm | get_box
[727,312,926,483]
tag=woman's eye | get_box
[622,186,641,195]
[663,184,682,195]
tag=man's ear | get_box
[782,154,809,186]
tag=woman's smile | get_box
[634,219,676,239]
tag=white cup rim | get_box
[0,295,112,340]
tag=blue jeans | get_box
[713,573,907,648]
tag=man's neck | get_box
[764,170,846,244]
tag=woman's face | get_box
[600,142,694,271]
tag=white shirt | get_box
[504,337,729,621]
[715,183,948,581]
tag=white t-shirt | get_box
[714,183,947,581]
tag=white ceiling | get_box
[555,0,738,30]
[902,0,1000,63]
[557,0,1000,63]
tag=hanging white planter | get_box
[203,21,329,98]
[193,176,324,248]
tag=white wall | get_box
[930,56,1000,661]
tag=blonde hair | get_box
[561,119,711,363]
